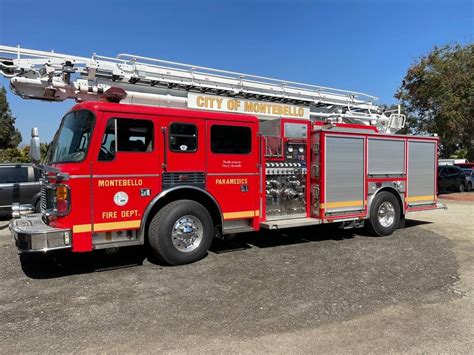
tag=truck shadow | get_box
[210,219,433,253]
[19,219,433,279]
[19,247,147,279]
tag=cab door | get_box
[91,112,161,244]
[160,117,206,188]
[206,120,259,228]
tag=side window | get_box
[211,125,251,154]
[447,167,457,175]
[99,118,154,161]
[0,167,29,184]
[169,123,197,152]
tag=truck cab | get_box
[11,101,260,265]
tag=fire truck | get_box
[0,45,444,265]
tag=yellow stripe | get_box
[73,220,141,233]
[321,200,365,209]
[73,224,92,233]
[405,195,435,203]
[223,210,259,220]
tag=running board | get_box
[260,218,322,230]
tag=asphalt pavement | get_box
[0,200,473,353]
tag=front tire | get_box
[148,200,213,265]
[366,192,401,236]
[458,183,465,193]
[467,182,472,192]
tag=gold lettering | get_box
[244,101,254,113]
[196,96,205,108]
[215,178,248,185]
[121,209,139,218]
[97,179,143,187]
[102,211,117,219]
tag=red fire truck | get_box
[0,45,444,265]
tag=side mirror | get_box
[30,127,41,163]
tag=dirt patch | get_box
[439,192,474,202]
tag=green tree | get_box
[0,86,22,149]
[0,143,49,163]
[396,44,474,160]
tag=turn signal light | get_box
[55,184,70,216]
[56,185,69,201]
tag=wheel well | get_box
[375,187,404,217]
[142,188,222,241]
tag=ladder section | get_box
[0,45,404,133]
[0,45,376,108]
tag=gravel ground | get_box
[439,191,474,202]
[0,199,472,353]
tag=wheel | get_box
[366,191,401,236]
[148,200,213,265]
[458,183,465,193]
[467,182,472,192]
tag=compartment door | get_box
[407,140,436,206]
[323,135,365,215]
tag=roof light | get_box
[100,87,127,103]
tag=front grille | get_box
[162,172,205,189]
[40,179,55,212]
[40,182,46,211]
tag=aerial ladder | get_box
[0,45,405,133]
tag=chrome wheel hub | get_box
[377,201,395,228]
[171,215,203,252]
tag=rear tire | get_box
[366,191,400,236]
[148,200,213,265]
[458,183,465,193]
[467,182,472,192]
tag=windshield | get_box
[47,110,95,163]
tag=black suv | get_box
[437,165,467,193]
[0,164,41,217]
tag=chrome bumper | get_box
[10,214,71,252]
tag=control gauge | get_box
[298,146,305,153]
[287,146,294,153]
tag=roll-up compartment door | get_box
[407,140,436,206]
[324,135,365,214]
[368,138,405,176]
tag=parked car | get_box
[437,165,467,193]
[456,162,474,169]
[0,164,41,217]
[462,169,474,192]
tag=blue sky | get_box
[0,0,472,144]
